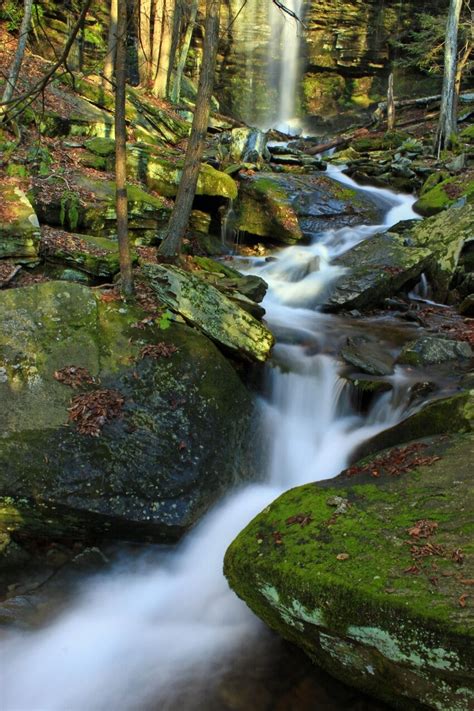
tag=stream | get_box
[1,171,424,710]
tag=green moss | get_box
[225,434,474,710]
[414,177,474,217]
[460,124,474,143]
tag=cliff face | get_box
[216,0,448,130]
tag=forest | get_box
[0,0,473,709]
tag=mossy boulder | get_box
[0,282,258,547]
[143,264,274,362]
[225,433,474,711]
[408,204,474,300]
[414,175,474,217]
[397,336,472,367]
[358,389,474,460]
[324,231,434,312]
[31,174,171,244]
[83,138,237,200]
[237,173,379,245]
[41,231,135,278]
[0,185,41,261]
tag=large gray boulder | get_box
[0,282,258,552]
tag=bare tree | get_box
[434,0,464,155]
[115,0,134,295]
[386,72,395,130]
[158,0,220,257]
[0,0,34,122]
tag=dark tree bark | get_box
[0,0,34,122]
[434,0,463,155]
[159,0,220,257]
[115,0,134,295]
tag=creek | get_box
[0,169,428,710]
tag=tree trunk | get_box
[159,0,220,257]
[0,0,34,121]
[138,0,152,85]
[104,0,118,83]
[171,0,198,103]
[386,72,395,130]
[150,0,165,86]
[434,0,463,156]
[152,0,174,97]
[115,0,134,296]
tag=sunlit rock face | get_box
[216,0,447,130]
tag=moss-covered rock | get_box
[31,174,171,244]
[41,231,135,278]
[84,138,237,200]
[414,175,474,217]
[224,433,474,711]
[0,282,258,546]
[397,336,472,367]
[143,264,274,362]
[358,389,474,460]
[0,185,41,261]
[408,203,474,301]
[237,173,379,245]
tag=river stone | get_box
[224,433,474,711]
[340,336,395,376]
[397,336,473,367]
[324,231,434,312]
[0,282,258,546]
[143,264,274,362]
[0,185,41,261]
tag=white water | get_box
[268,0,304,133]
[0,176,421,711]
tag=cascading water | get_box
[268,0,304,132]
[0,173,422,711]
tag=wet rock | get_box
[224,433,474,711]
[340,336,395,376]
[0,185,41,262]
[0,282,258,545]
[324,231,433,312]
[357,389,474,459]
[143,264,274,362]
[237,173,379,244]
[397,336,472,367]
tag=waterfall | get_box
[0,173,422,711]
[268,0,304,132]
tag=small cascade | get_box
[268,0,304,132]
[220,199,239,250]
